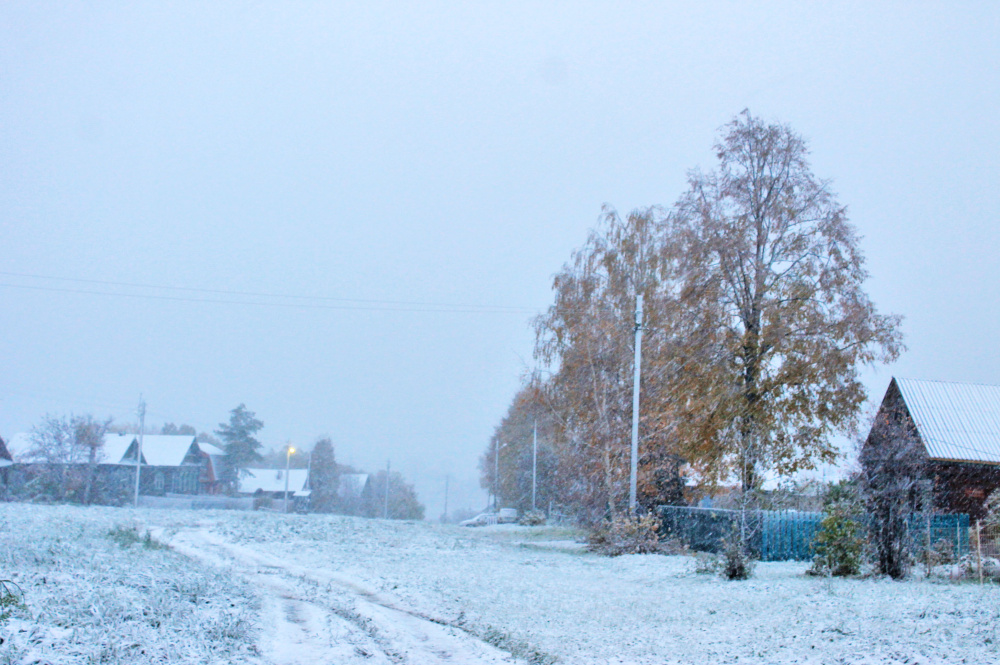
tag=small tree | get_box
[215,404,264,490]
[24,414,110,502]
[75,415,111,505]
[309,438,339,513]
[366,470,425,520]
[809,481,864,577]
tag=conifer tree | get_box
[215,404,264,489]
[310,437,339,513]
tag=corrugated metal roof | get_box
[895,377,1000,464]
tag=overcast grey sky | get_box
[3,2,999,515]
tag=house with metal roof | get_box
[108,433,228,496]
[864,377,1000,518]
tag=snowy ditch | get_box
[2,504,998,664]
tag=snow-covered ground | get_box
[2,504,998,664]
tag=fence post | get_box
[976,520,984,585]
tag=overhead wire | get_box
[0,272,537,314]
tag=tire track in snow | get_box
[164,528,524,665]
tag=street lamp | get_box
[284,444,295,513]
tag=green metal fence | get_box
[657,505,970,562]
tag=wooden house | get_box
[864,377,1000,519]
[108,433,227,496]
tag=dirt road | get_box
[165,528,522,665]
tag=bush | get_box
[587,514,662,556]
[518,510,546,526]
[0,579,24,625]
[916,538,956,567]
[693,552,721,575]
[808,503,864,577]
[108,524,167,550]
[722,538,755,580]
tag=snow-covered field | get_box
[2,504,997,664]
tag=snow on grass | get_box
[3,505,999,664]
[194,512,1000,664]
[0,504,261,665]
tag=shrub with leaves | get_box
[808,496,864,577]
[587,514,662,556]
[693,552,721,575]
[916,538,957,568]
[722,537,755,580]
[518,510,547,526]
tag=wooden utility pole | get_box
[384,460,391,519]
[133,396,145,507]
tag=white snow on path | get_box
[166,527,525,665]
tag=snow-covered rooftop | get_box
[895,377,1000,465]
[338,473,370,499]
[198,442,225,457]
[239,468,310,495]
[102,433,205,466]
[101,433,136,464]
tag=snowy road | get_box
[166,528,523,665]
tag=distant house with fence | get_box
[3,432,228,502]
[238,468,311,507]
[863,377,1000,520]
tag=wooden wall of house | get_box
[929,462,1000,520]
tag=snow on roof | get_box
[895,377,1000,464]
[239,468,310,494]
[198,443,225,456]
[103,434,201,466]
[101,433,136,464]
[338,473,370,499]
[6,433,31,461]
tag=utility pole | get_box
[383,460,390,519]
[629,294,644,515]
[443,475,449,522]
[494,442,499,511]
[134,395,145,508]
[532,420,538,512]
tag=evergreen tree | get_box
[215,404,264,489]
[310,437,339,513]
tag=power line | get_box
[0,270,533,311]
[0,280,536,314]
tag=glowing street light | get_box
[284,444,295,513]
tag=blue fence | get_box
[657,505,970,562]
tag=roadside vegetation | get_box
[0,504,260,665]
